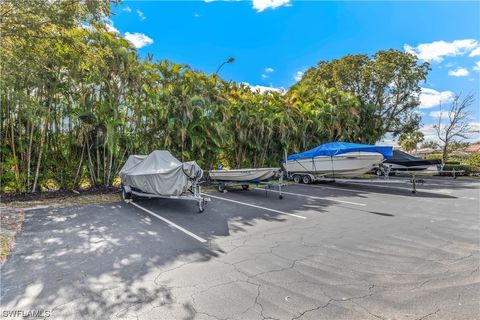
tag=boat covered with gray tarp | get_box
[119,150,203,196]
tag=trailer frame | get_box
[121,183,210,213]
[210,175,285,199]
[287,164,464,194]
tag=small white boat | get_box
[285,151,384,178]
[209,167,280,182]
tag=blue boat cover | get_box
[287,142,393,161]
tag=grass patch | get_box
[0,234,15,264]
[0,207,25,264]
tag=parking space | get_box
[1,177,479,319]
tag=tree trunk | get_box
[86,137,96,185]
[9,119,20,188]
[442,143,449,164]
[32,118,48,192]
[26,121,34,190]
[73,140,86,187]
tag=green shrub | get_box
[467,152,480,173]
[440,164,470,176]
[425,153,442,160]
[445,160,461,165]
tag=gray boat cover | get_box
[119,150,203,196]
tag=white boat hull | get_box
[209,168,279,182]
[285,152,384,178]
[388,163,432,171]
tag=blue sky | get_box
[109,1,480,143]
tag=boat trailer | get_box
[121,182,210,213]
[329,164,465,194]
[209,175,285,199]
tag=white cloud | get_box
[193,13,200,17]
[243,82,285,94]
[404,39,478,62]
[136,9,146,20]
[448,67,469,77]
[104,19,119,33]
[376,136,399,147]
[429,110,452,119]
[418,88,455,109]
[252,0,291,12]
[469,122,480,135]
[261,74,268,79]
[265,67,274,73]
[124,32,153,49]
[204,0,290,12]
[122,6,132,13]
[420,122,480,143]
[419,124,438,142]
[81,23,93,31]
[474,61,480,72]
[294,71,304,82]
[469,47,480,57]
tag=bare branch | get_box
[434,93,475,162]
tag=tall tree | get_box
[294,50,430,141]
[434,93,476,162]
[399,131,424,152]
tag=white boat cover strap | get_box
[119,150,203,196]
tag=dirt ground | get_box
[1,186,120,204]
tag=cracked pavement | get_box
[1,177,479,319]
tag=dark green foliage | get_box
[0,1,431,192]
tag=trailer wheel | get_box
[374,168,383,176]
[218,183,226,193]
[302,175,312,184]
[121,185,132,201]
[198,199,205,213]
[241,184,249,190]
[293,175,302,184]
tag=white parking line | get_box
[204,193,307,219]
[294,183,411,197]
[298,183,425,198]
[295,182,453,196]
[254,188,366,206]
[335,181,454,195]
[129,201,207,243]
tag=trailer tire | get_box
[218,183,226,193]
[293,175,302,183]
[241,184,249,190]
[121,185,132,201]
[302,175,312,184]
[374,168,383,176]
[198,199,205,213]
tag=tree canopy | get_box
[294,50,430,141]
[0,0,430,192]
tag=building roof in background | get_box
[414,148,439,155]
[464,144,480,152]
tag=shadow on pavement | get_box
[1,175,475,319]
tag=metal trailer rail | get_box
[210,175,285,199]
[121,184,211,213]
[373,164,465,193]
[286,163,465,194]
[327,169,465,193]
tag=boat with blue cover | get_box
[285,142,393,182]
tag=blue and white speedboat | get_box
[285,142,393,180]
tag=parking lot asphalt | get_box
[1,177,479,320]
